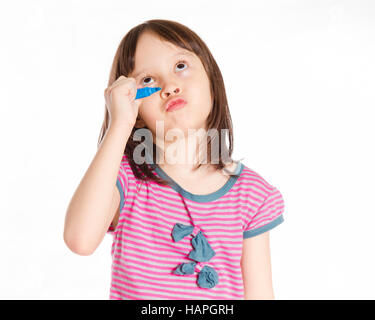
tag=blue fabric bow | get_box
[172,224,215,261]
[173,262,219,289]
[171,222,219,289]
[173,261,196,275]
[197,266,219,289]
[172,223,194,242]
[188,231,216,262]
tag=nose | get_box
[161,84,181,98]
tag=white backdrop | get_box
[0,0,374,299]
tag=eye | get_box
[175,60,188,71]
[140,60,188,86]
[141,76,154,86]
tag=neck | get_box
[154,129,212,174]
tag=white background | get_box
[0,0,374,299]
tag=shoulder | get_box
[233,161,285,217]
[120,153,131,167]
[239,163,285,237]
[116,153,140,195]
[117,153,151,192]
[118,153,138,180]
[235,161,276,196]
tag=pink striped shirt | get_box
[107,153,284,300]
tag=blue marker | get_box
[135,87,162,99]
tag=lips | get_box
[165,98,187,111]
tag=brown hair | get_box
[97,19,239,186]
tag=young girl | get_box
[64,19,285,300]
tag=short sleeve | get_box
[243,186,285,239]
[107,154,130,234]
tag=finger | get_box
[109,78,133,91]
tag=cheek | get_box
[192,77,212,111]
[139,103,154,121]
[138,101,163,129]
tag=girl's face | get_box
[130,31,213,140]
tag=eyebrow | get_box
[132,51,195,79]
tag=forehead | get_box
[133,32,197,67]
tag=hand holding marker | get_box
[104,76,161,128]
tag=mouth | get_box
[165,98,187,112]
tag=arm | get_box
[241,231,275,300]
[63,124,132,256]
